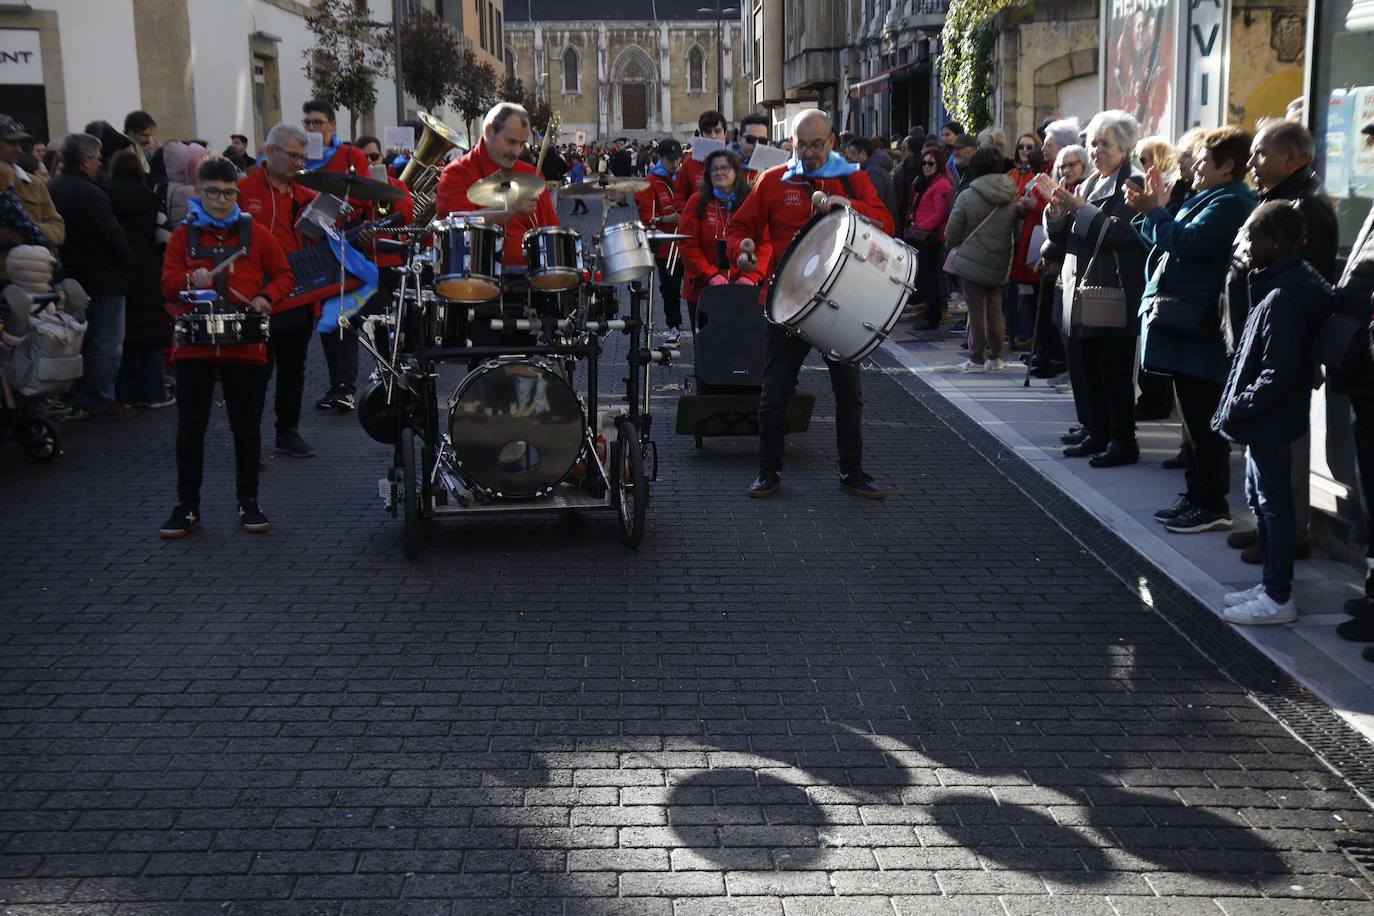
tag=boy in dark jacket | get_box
[1214,201,1333,625]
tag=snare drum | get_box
[765,208,915,364]
[522,227,583,291]
[433,217,503,302]
[174,291,270,346]
[598,221,655,283]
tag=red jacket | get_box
[634,170,679,259]
[433,141,559,268]
[673,157,705,214]
[904,172,954,243]
[1008,177,1050,284]
[237,168,315,258]
[320,141,372,177]
[726,164,893,282]
[161,219,294,364]
[363,175,415,270]
[678,191,770,303]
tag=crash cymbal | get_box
[293,169,404,203]
[466,171,548,207]
[646,231,692,242]
[563,176,651,197]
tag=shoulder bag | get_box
[944,205,997,274]
[1143,199,1224,340]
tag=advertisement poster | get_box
[1104,0,1178,138]
[1325,88,1354,200]
[1353,87,1374,199]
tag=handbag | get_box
[944,206,998,274]
[1068,216,1132,336]
[1145,292,1220,340]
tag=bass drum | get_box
[766,207,916,364]
[357,376,416,445]
[448,360,586,498]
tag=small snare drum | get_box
[174,290,270,346]
[433,217,503,302]
[522,226,584,292]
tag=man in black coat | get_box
[49,132,135,419]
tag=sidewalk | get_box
[881,316,1374,743]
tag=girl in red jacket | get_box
[677,150,770,329]
[158,156,294,539]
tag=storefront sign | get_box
[0,29,42,86]
[1183,0,1227,130]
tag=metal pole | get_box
[715,0,723,114]
[392,0,405,122]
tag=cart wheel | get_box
[400,428,425,559]
[20,417,61,462]
[612,420,647,548]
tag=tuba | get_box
[399,112,465,226]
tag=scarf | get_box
[784,151,860,180]
[305,134,341,172]
[649,161,673,180]
[711,186,737,207]
[186,197,243,229]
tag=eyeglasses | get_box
[302,118,330,129]
[794,137,828,153]
[708,165,736,175]
[200,187,239,200]
[271,146,306,164]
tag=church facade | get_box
[504,1,750,142]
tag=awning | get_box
[847,64,916,98]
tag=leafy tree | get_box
[302,0,390,136]
[938,0,1030,133]
[387,6,464,113]
[451,51,499,144]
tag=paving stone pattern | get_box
[2,203,1373,915]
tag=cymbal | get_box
[466,171,547,207]
[646,231,691,242]
[293,169,404,203]
[563,176,650,197]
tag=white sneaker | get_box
[1222,592,1298,626]
[1223,584,1265,607]
[949,359,985,374]
[663,329,680,345]
[986,358,1006,372]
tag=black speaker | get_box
[694,284,766,390]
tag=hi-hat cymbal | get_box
[293,169,404,203]
[646,231,691,242]
[466,171,548,207]
[563,176,650,197]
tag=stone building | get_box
[847,0,947,140]
[503,1,750,142]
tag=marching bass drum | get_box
[448,359,586,498]
[765,207,915,364]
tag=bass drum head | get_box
[767,209,847,324]
[449,360,586,498]
[358,377,412,445]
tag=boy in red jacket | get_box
[635,139,686,343]
[159,156,294,539]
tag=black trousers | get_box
[1352,389,1374,596]
[657,256,684,330]
[265,321,312,434]
[917,240,946,325]
[1174,374,1230,514]
[175,359,268,507]
[319,327,358,394]
[1067,334,1136,445]
[1136,368,1174,415]
[1032,283,1066,371]
[758,324,863,477]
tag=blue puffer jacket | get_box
[1212,253,1333,446]
[1134,180,1258,382]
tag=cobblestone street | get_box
[2,202,1374,916]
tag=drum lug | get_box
[822,297,841,310]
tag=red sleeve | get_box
[726,174,769,264]
[845,170,894,236]
[254,224,295,307]
[677,197,715,281]
[634,185,656,226]
[914,178,953,234]
[161,225,191,307]
[433,159,474,218]
[739,238,771,284]
[387,177,414,224]
[535,186,558,228]
[673,159,701,213]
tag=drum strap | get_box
[188,217,253,306]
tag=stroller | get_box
[0,246,88,463]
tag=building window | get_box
[478,0,486,50]
[687,46,705,93]
[506,47,516,82]
[496,10,503,58]
[562,47,579,94]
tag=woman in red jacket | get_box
[904,148,954,330]
[158,156,294,539]
[1007,135,1052,348]
[677,150,769,329]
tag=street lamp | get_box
[697,1,739,115]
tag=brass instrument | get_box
[399,112,465,226]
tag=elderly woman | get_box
[1039,118,1082,175]
[1043,110,1148,468]
[1131,134,1183,421]
[1128,125,1258,533]
[1028,144,1090,381]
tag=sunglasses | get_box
[1017,143,1036,150]
[742,135,768,145]
[922,160,938,167]
[366,152,381,162]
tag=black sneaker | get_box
[333,391,356,412]
[315,387,338,410]
[159,504,200,539]
[238,501,272,533]
[840,472,886,500]
[274,428,316,458]
[1164,506,1233,534]
[748,471,781,498]
[1344,596,1374,619]
[1153,493,1192,523]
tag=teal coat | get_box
[1133,180,1257,382]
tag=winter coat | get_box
[48,171,133,297]
[1134,179,1257,382]
[944,172,1018,287]
[1044,163,1147,336]
[108,177,170,349]
[904,173,953,244]
[1213,253,1332,445]
[678,192,769,302]
[161,140,209,226]
[1009,168,1050,285]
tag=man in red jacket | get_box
[727,109,893,500]
[237,122,319,458]
[674,110,728,214]
[634,138,685,344]
[158,156,295,539]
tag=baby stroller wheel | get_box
[20,417,62,462]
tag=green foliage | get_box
[451,51,499,144]
[938,0,1029,134]
[302,0,390,135]
[389,6,465,113]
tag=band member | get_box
[159,156,294,539]
[674,110,728,213]
[313,134,416,412]
[433,101,558,267]
[727,109,893,501]
[678,149,768,331]
[634,139,686,343]
[736,113,772,182]
[237,122,319,458]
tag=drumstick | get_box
[209,247,249,277]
